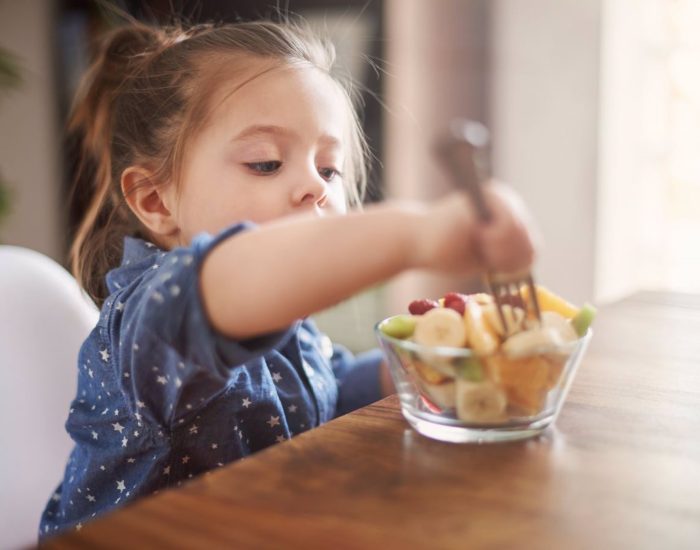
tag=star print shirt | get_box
[40,222,383,539]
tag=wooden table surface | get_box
[46,292,700,549]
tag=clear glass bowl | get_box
[375,317,592,443]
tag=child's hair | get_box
[69,19,369,306]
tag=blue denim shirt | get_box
[39,222,382,538]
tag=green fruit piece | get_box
[453,356,485,382]
[571,303,597,336]
[380,315,418,339]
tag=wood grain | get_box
[44,292,700,549]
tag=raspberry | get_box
[443,292,468,315]
[408,299,439,315]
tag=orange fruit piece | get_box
[543,353,567,390]
[505,385,547,415]
[485,353,552,415]
[521,284,580,320]
[486,353,550,389]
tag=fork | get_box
[433,118,542,334]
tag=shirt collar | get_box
[105,236,163,293]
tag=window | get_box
[597,0,700,300]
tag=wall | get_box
[0,0,63,261]
[489,0,602,305]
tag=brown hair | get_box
[69,19,369,306]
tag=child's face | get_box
[171,63,349,245]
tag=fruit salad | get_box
[378,286,596,424]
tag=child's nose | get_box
[292,172,328,208]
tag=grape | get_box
[380,315,417,339]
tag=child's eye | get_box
[246,161,282,174]
[318,167,341,181]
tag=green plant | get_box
[0,46,21,227]
[0,181,10,222]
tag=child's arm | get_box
[201,186,535,339]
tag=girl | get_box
[41,20,535,537]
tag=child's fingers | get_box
[478,223,535,273]
[487,182,544,250]
[476,183,539,272]
[485,184,540,236]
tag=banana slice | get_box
[502,326,567,358]
[463,300,499,355]
[413,307,467,348]
[540,311,578,343]
[482,303,526,337]
[456,379,507,423]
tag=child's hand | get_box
[473,182,539,273]
[411,182,538,275]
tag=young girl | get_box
[40,20,535,537]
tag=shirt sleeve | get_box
[330,344,384,417]
[114,222,295,426]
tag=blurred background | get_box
[1,0,700,352]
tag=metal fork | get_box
[433,118,541,334]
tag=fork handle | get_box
[434,119,492,223]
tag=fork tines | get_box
[486,271,542,335]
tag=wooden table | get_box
[46,292,700,549]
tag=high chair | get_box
[0,245,98,548]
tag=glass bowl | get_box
[375,317,592,443]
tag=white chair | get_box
[0,245,98,549]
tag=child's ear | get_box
[121,166,180,239]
